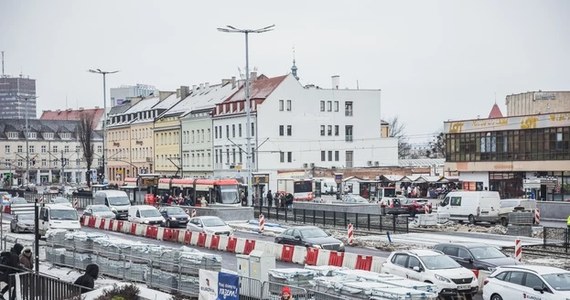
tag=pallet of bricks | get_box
[268,268,315,299]
[507,211,533,237]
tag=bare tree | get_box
[387,116,411,159]
[426,132,446,158]
[77,113,95,187]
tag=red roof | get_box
[40,108,104,129]
[224,75,287,103]
[488,104,503,119]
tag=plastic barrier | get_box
[103,219,112,231]
[292,246,306,265]
[234,238,246,254]
[146,226,158,239]
[98,218,107,230]
[306,248,319,265]
[189,231,200,246]
[342,252,358,269]
[209,235,220,250]
[82,216,90,227]
[130,223,137,235]
[328,251,344,267]
[280,244,295,263]
[169,229,180,243]
[217,235,229,251]
[156,227,166,240]
[94,217,102,229]
[243,239,256,255]
[355,255,373,271]
[88,216,96,228]
[136,224,147,236]
[316,249,331,266]
[370,256,386,273]
[121,221,132,234]
[226,237,238,253]
[515,239,522,261]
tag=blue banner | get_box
[217,272,239,300]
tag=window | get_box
[327,101,332,112]
[226,149,230,164]
[334,101,339,112]
[335,151,339,161]
[41,159,47,167]
[286,100,291,111]
[321,151,326,161]
[7,132,18,139]
[232,125,235,138]
[232,148,236,164]
[17,159,23,167]
[407,257,421,269]
[29,145,34,153]
[335,125,339,136]
[64,145,70,153]
[327,125,332,136]
[505,271,525,286]
[226,125,229,138]
[279,125,284,136]
[345,125,353,142]
[320,101,325,112]
[238,124,242,137]
[251,123,255,137]
[287,152,292,163]
[392,254,408,267]
[17,145,22,153]
[346,150,353,168]
[280,152,285,163]
[76,146,81,152]
[97,146,102,153]
[450,197,462,206]
[214,150,218,164]
[328,151,332,161]
[524,273,544,289]
[287,125,292,136]
[279,100,284,111]
[345,101,353,116]
[76,159,81,167]
[4,145,9,153]
[320,125,325,136]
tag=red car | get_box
[401,198,432,216]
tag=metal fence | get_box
[8,271,85,300]
[542,226,569,251]
[254,206,410,234]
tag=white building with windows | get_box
[212,73,398,193]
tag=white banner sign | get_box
[199,269,219,300]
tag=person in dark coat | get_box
[266,190,273,208]
[0,243,24,300]
[73,263,99,294]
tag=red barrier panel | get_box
[99,218,106,230]
[162,228,172,240]
[281,244,295,263]
[244,240,256,255]
[88,216,96,228]
[183,230,192,244]
[328,251,345,267]
[355,255,373,271]
[306,248,319,265]
[210,235,220,250]
[226,237,238,253]
[108,219,115,231]
[146,226,158,239]
[197,233,207,247]
[4,206,11,214]
[117,221,124,232]
[130,223,137,235]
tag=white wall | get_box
[459,172,489,189]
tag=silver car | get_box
[187,216,234,236]
[10,213,35,233]
[82,205,116,220]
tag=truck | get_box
[438,191,501,224]
[39,204,81,237]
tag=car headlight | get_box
[312,244,322,249]
[143,220,149,224]
[434,274,451,283]
[487,266,496,272]
[339,242,345,248]
[111,208,117,212]
[170,217,177,221]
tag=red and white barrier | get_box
[534,209,540,225]
[292,246,306,265]
[347,223,353,245]
[73,198,79,209]
[191,209,197,217]
[424,203,430,214]
[370,256,386,273]
[259,214,265,233]
[515,239,522,262]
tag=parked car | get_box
[81,205,116,222]
[401,198,432,216]
[10,213,35,233]
[94,190,131,220]
[381,197,411,215]
[187,216,233,236]
[127,205,164,225]
[341,194,369,204]
[434,243,519,272]
[39,204,81,237]
[274,225,345,252]
[159,206,189,228]
[382,249,479,298]
[483,265,570,300]
[498,199,538,226]
[49,197,72,207]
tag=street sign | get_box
[334,173,343,184]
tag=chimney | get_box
[250,71,257,81]
[192,85,197,93]
[231,76,236,89]
[205,82,209,89]
[180,86,190,99]
[199,83,204,90]
[222,79,230,85]
[332,75,340,89]
[159,91,174,101]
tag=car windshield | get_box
[11,198,27,204]
[91,206,110,212]
[543,273,570,291]
[220,187,239,204]
[470,247,507,259]
[165,207,185,214]
[500,200,518,208]
[50,209,78,221]
[202,218,226,227]
[301,227,329,238]
[53,198,69,204]
[18,214,34,220]
[140,209,161,218]
[108,196,130,206]
[421,255,461,270]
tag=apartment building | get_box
[506,91,570,117]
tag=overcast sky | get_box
[1,0,568,144]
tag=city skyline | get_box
[1,0,569,144]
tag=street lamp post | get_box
[217,24,275,207]
[89,69,119,184]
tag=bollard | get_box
[73,198,79,209]
[347,223,354,245]
[259,214,265,233]
[386,231,392,243]
[515,239,522,262]
[424,203,430,214]
[534,209,540,225]
[191,209,197,218]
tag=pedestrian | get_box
[73,263,99,294]
[19,248,33,270]
[267,190,273,208]
[567,214,570,230]
[0,243,24,300]
[281,286,293,300]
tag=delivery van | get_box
[128,205,165,225]
[39,204,81,237]
[93,190,131,220]
[438,191,501,224]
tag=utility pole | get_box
[25,97,29,186]
[60,150,67,185]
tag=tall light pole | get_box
[19,95,38,186]
[217,24,274,207]
[89,69,119,184]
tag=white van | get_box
[128,205,165,225]
[93,190,131,220]
[39,204,81,236]
[438,191,501,224]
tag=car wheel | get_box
[490,294,503,300]
[468,214,476,225]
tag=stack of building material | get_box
[268,268,316,292]
[507,211,533,237]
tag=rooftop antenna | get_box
[356,80,360,90]
[494,92,497,104]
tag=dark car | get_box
[159,206,189,228]
[274,226,345,252]
[433,242,519,272]
[401,198,432,216]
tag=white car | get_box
[483,265,570,300]
[187,216,234,236]
[382,250,478,298]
